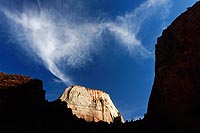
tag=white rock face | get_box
[59,85,124,123]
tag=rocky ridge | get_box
[59,85,124,123]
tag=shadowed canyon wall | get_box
[0,72,45,113]
[146,1,200,132]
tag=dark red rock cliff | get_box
[0,72,45,112]
[0,72,46,132]
[146,1,200,132]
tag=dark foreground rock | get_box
[145,1,200,133]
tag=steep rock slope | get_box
[0,72,47,132]
[0,72,45,113]
[59,85,124,123]
[146,1,200,132]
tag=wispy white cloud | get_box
[2,9,106,85]
[106,0,172,57]
[2,10,74,85]
[106,22,152,58]
[1,0,172,85]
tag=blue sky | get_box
[0,0,197,120]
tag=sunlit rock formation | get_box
[145,1,200,132]
[59,85,124,123]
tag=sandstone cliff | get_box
[146,1,200,132]
[0,72,45,113]
[59,85,124,123]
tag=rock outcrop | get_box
[0,72,45,113]
[0,72,47,132]
[59,85,124,123]
[146,1,200,132]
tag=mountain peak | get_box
[59,85,124,123]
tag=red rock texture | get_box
[0,72,31,88]
[146,1,200,132]
[0,72,45,113]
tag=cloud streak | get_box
[0,0,172,85]
[106,0,172,57]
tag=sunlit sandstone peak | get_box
[59,85,124,123]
